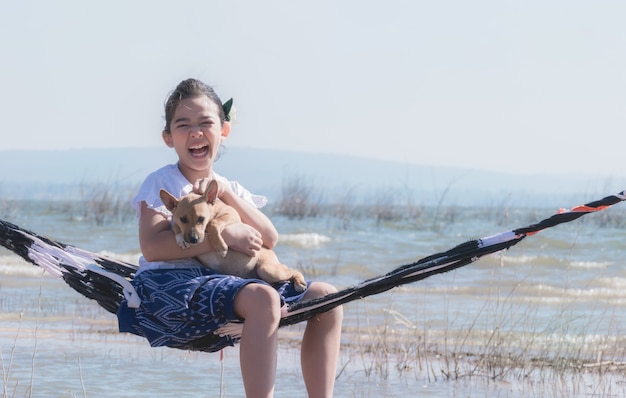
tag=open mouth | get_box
[189,145,210,157]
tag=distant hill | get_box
[0,146,618,206]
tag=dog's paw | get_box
[208,234,229,257]
[176,235,190,249]
[292,273,308,292]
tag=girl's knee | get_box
[234,283,282,321]
[305,282,343,320]
[305,281,339,300]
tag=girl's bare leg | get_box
[234,283,282,398]
[300,282,343,398]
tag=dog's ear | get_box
[159,189,179,211]
[204,180,219,204]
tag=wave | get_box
[399,275,626,304]
[279,232,331,248]
[0,251,141,277]
[595,276,626,289]
[569,260,611,269]
[96,251,141,266]
[500,254,539,264]
[493,254,612,270]
[0,254,51,277]
[522,281,626,303]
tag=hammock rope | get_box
[1,190,624,350]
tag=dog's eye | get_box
[197,217,205,224]
[180,216,188,224]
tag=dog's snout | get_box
[183,232,201,245]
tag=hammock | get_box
[1,190,624,352]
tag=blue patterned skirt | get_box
[117,267,308,353]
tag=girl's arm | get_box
[194,178,279,250]
[219,188,279,249]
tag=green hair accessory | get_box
[223,98,235,122]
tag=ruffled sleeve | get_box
[132,164,192,218]
[213,172,268,209]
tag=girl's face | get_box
[163,95,230,182]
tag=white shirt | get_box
[132,163,267,273]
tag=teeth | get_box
[189,145,209,156]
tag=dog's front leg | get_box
[173,224,191,249]
[207,219,230,257]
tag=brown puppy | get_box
[159,181,307,292]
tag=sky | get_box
[1,0,625,179]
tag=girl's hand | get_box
[193,178,227,198]
[221,223,263,257]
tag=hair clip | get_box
[223,98,235,122]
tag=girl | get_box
[117,78,343,398]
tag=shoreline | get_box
[3,321,626,397]
[2,267,626,397]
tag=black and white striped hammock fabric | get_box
[1,190,624,352]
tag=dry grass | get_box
[274,174,626,230]
[77,181,137,226]
[3,275,626,397]
[266,290,626,398]
[336,288,626,390]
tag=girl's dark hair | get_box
[163,78,226,132]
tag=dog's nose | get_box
[188,236,199,244]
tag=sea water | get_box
[1,200,626,397]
